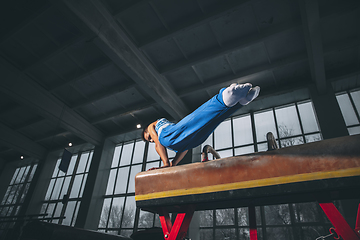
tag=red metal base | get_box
[158,206,195,240]
[319,202,360,240]
[249,206,258,240]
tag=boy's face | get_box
[143,130,153,142]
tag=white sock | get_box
[239,86,260,105]
[222,83,252,107]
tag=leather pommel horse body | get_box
[135,135,360,240]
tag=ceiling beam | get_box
[160,20,302,75]
[136,0,252,48]
[0,56,104,146]
[179,53,308,97]
[0,3,52,44]
[113,0,148,18]
[299,0,327,95]
[49,61,112,92]
[71,82,136,109]
[23,35,86,72]
[178,35,359,97]
[0,122,47,160]
[91,100,156,124]
[61,0,189,120]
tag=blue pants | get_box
[159,88,242,152]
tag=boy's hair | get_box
[141,125,149,142]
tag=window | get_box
[0,163,37,236]
[198,99,328,239]
[336,89,360,135]
[98,140,176,237]
[40,150,93,226]
[202,100,321,160]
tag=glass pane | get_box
[292,202,320,222]
[216,149,233,158]
[238,228,250,240]
[254,110,277,142]
[1,186,12,204]
[233,115,253,146]
[127,165,142,193]
[264,204,291,225]
[71,201,80,226]
[280,136,304,148]
[106,169,117,195]
[298,102,319,133]
[5,185,18,204]
[305,134,322,143]
[200,229,213,240]
[20,183,30,203]
[138,210,154,228]
[348,126,360,135]
[154,213,161,227]
[275,105,301,138]
[67,155,78,175]
[77,152,89,173]
[21,166,30,183]
[132,141,145,164]
[60,176,71,198]
[235,146,254,156]
[45,203,55,218]
[10,168,20,185]
[257,143,267,152]
[350,90,360,115]
[11,184,22,204]
[16,167,26,184]
[52,160,60,178]
[70,175,82,198]
[120,143,133,166]
[112,145,122,168]
[45,179,55,200]
[28,164,38,181]
[51,178,64,200]
[300,226,327,239]
[147,143,160,161]
[63,201,76,226]
[199,210,213,227]
[86,151,93,172]
[146,161,160,171]
[79,174,87,197]
[216,208,235,225]
[215,228,236,240]
[214,120,232,149]
[99,198,111,228]
[114,167,130,194]
[121,196,136,228]
[238,207,248,226]
[53,202,63,218]
[266,227,294,239]
[336,94,359,126]
[109,197,124,228]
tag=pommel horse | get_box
[135,135,360,240]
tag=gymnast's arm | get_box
[147,122,171,168]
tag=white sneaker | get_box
[239,86,260,105]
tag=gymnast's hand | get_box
[147,165,171,171]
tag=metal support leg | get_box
[319,202,360,240]
[355,203,360,234]
[158,206,195,240]
[249,206,257,240]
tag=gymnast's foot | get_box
[239,86,260,105]
[222,83,253,107]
